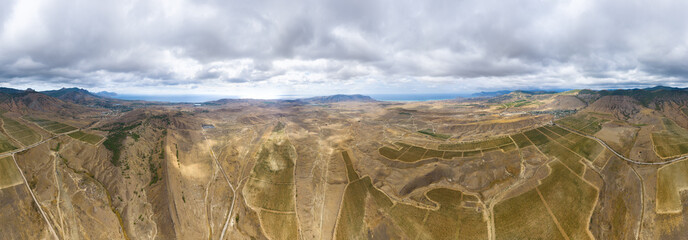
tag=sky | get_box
[1,0,687,98]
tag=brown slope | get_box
[584,95,643,120]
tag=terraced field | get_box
[438,136,513,151]
[0,156,22,189]
[652,118,688,158]
[0,116,40,146]
[656,159,688,213]
[241,128,299,240]
[68,131,104,144]
[24,117,77,134]
[379,136,517,162]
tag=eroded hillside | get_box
[3,88,688,239]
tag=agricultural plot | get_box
[538,161,598,239]
[524,128,585,175]
[652,118,688,158]
[495,161,597,239]
[656,159,688,213]
[540,126,604,161]
[510,133,532,148]
[438,136,513,151]
[0,156,22,189]
[335,177,369,239]
[341,151,360,182]
[68,131,104,144]
[495,188,566,240]
[242,134,299,240]
[0,116,40,146]
[423,188,487,239]
[337,150,486,239]
[555,113,606,135]
[0,132,17,153]
[379,137,516,162]
[417,129,451,140]
[24,117,77,134]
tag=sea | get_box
[113,93,470,103]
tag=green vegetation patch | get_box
[68,131,104,144]
[656,159,688,213]
[380,136,516,162]
[652,118,688,158]
[510,133,532,148]
[103,131,127,166]
[418,129,451,140]
[342,151,360,181]
[438,136,513,151]
[0,156,22,189]
[397,146,428,162]
[0,116,40,146]
[422,149,445,159]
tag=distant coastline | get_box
[112,93,470,103]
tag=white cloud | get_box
[0,0,687,95]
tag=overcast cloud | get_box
[0,0,687,97]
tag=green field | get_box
[438,136,513,151]
[510,133,532,148]
[24,117,77,134]
[656,159,688,213]
[418,129,451,140]
[538,161,598,239]
[0,116,40,146]
[379,137,517,162]
[341,151,360,182]
[538,126,603,162]
[242,135,299,240]
[495,161,597,239]
[0,132,17,153]
[335,177,370,239]
[495,187,566,239]
[0,156,22,189]
[337,149,486,239]
[68,131,104,144]
[652,118,688,158]
[555,113,606,135]
[525,128,585,175]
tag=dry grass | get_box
[656,159,688,213]
[0,156,22,189]
[652,118,688,158]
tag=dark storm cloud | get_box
[1,0,687,94]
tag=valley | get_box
[2,87,688,239]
